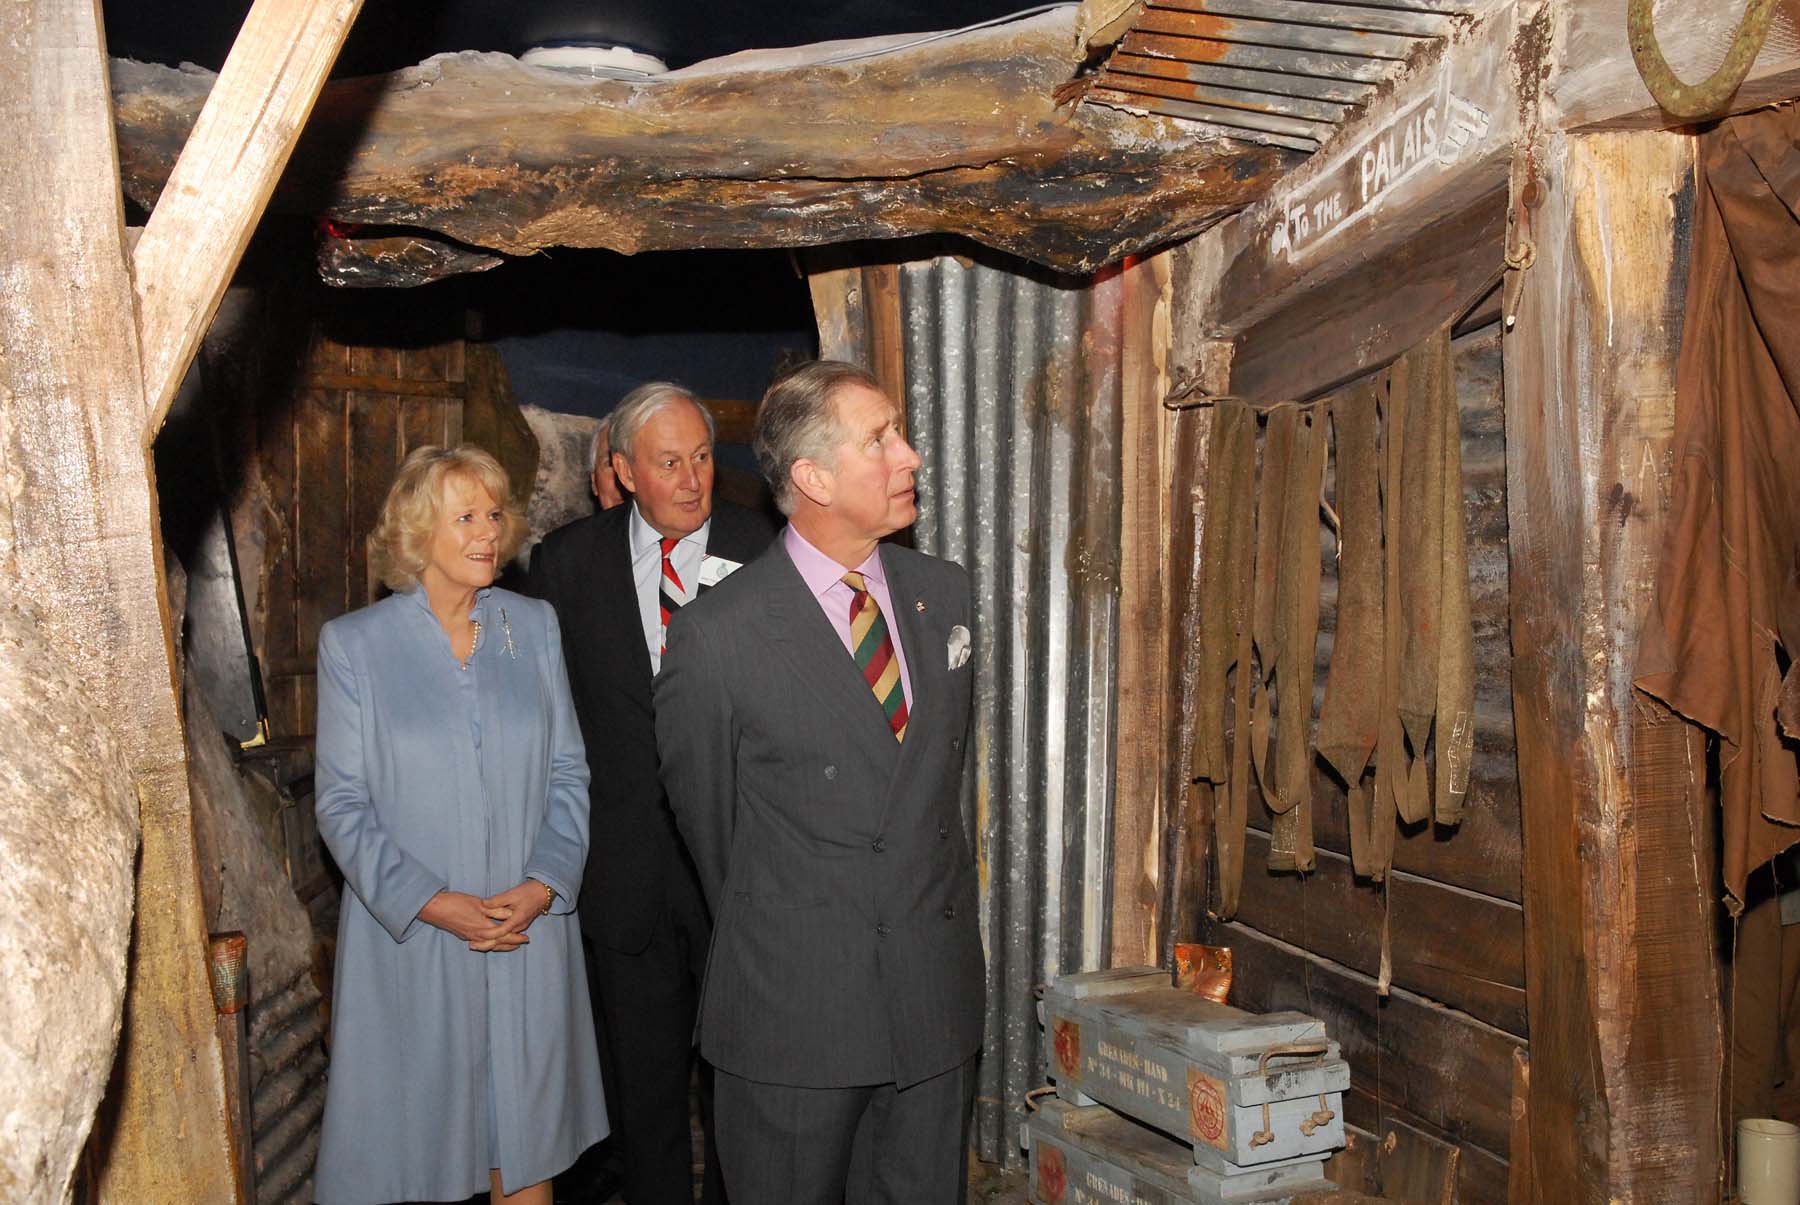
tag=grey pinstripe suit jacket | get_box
[655,538,985,1089]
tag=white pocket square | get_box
[947,625,972,670]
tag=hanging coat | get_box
[1636,105,1800,910]
[313,585,608,1204]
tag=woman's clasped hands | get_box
[419,880,549,951]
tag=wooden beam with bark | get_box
[110,10,1300,280]
[316,230,504,287]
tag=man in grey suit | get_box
[656,360,984,1204]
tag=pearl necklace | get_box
[460,618,481,670]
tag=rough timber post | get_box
[1503,128,1723,1201]
[1111,252,1175,967]
[3,0,358,1197]
[0,3,238,1200]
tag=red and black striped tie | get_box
[658,536,685,655]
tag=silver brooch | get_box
[499,607,519,659]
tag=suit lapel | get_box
[704,508,763,582]
[596,515,654,713]
[883,546,936,744]
[761,544,903,767]
[875,548,942,829]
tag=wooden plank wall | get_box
[256,328,465,737]
[1202,322,1523,1203]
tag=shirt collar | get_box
[783,524,885,602]
[629,503,710,562]
[405,583,489,618]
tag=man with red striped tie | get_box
[526,381,774,1205]
[657,360,984,1205]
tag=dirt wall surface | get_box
[0,589,138,1203]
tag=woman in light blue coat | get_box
[313,445,608,1204]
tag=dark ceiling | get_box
[103,0,1044,76]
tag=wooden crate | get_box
[1041,968,1347,1170]
[1026,1096,1334,1204]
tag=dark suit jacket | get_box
[656,538,986,1089]
[523,499,776,953]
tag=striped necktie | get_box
[842,570,907,741]
[658,536,685,655]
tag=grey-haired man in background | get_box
[528,382,775,1205]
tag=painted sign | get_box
[1267,64,1493,265]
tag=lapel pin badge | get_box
[915,600,926,613]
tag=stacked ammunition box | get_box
[1025,968,1346,1204]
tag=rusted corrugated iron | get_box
[1084,0,1476,151]
[899,256,1127,1168]
[245,967,329,1202]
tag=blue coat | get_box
[313,586,608,1203]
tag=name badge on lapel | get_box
[697,555,743,590]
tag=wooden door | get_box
[255,328,466,737]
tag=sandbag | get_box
[1210,402,1260,919]
[1192,403,1258,784]
[1318,382,1385,875]
[1372,368,1405,879]
[1270,408,1326,871]
[1392,331,1451,824]
[1250,407,1297,806]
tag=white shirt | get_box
[629,503,711,674]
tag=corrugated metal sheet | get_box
[899,257,1127,1167]
[1084,0,1478,151]
[248,968,329,1203]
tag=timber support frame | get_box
[1159,0,1797,1194]
[2,0,360,1196]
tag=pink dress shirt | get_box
[781,524,913,707]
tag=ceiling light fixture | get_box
[520,44,669,79]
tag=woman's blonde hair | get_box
[367,444,528,592]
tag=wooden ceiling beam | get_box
[133,0,364,439]
[110,10,1301,281]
